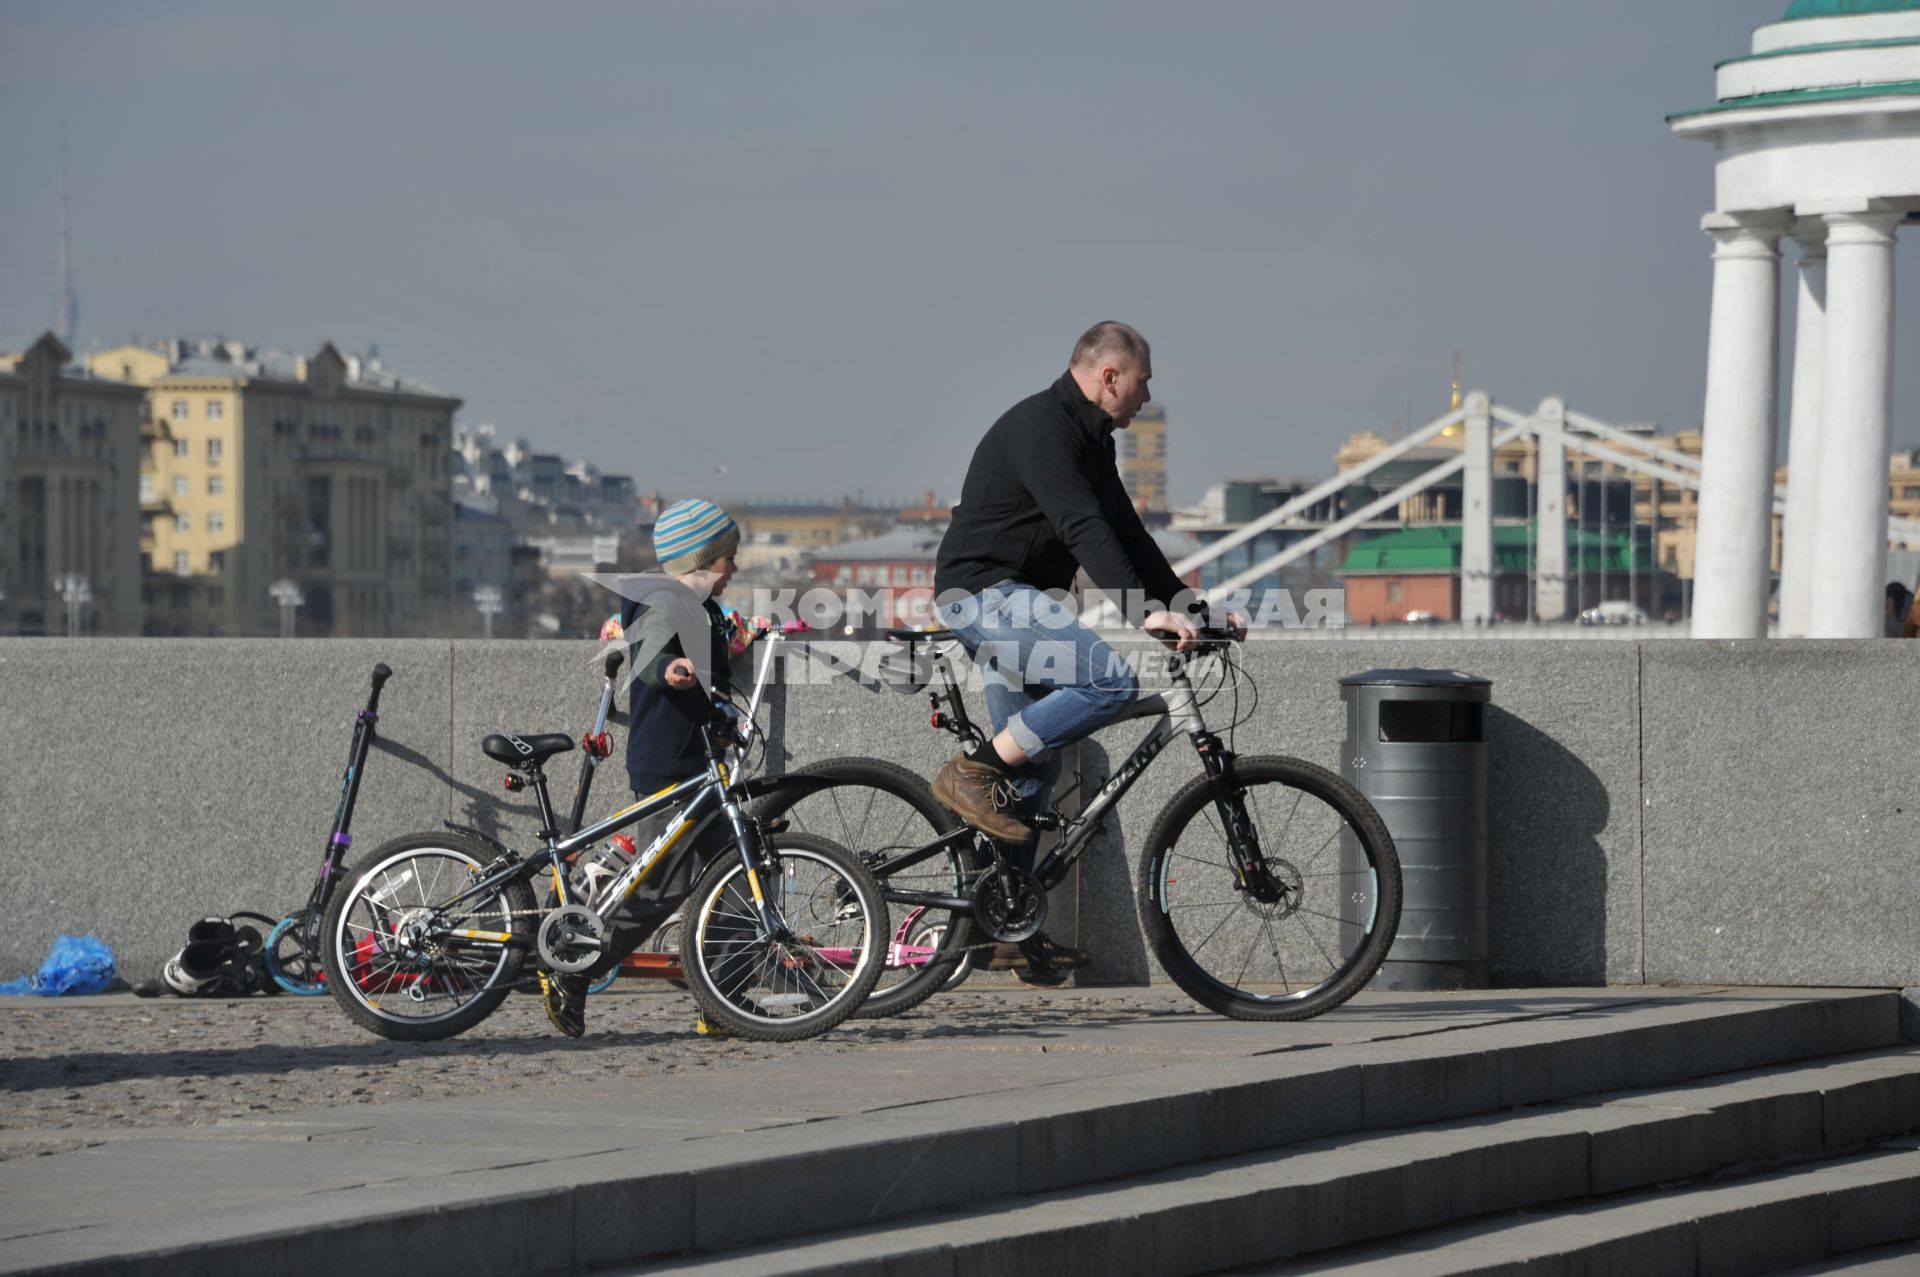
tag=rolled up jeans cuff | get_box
[1003,711,1048,762]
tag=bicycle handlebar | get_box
[366,663,393,713]
[1144,625,1240,651]
[602,649,624,680]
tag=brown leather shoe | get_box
[983,933,1090,974]
[930,754,1031,842]
[984,942,1027,970]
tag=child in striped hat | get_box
[540,499,743,1040]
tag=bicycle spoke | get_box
[1166,848,1236,873]
[1183,899,1241,960]
[1148,764,1398,1019]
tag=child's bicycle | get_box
[265,654,635,997]
[318,637,890,1042]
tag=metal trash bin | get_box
[1339,668,1492,991]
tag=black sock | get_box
[965,740,1011,773]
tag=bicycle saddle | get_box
[885,627,956,644]
[481,732,577,767]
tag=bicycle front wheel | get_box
[1139,757,1401,1022]
[680,831,888,1041]
[321,833,536,1042]
[750,758,980,1018]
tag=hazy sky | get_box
[3,1,1915,506]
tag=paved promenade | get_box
[1,983,1911,1274]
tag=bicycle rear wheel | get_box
[680,831,887,1041]
[750,758,981,1018]
[321,832,535,1042]
[1139,756,1401,1022]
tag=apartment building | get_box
[0,333,145,634]
[90,339,461,636]
[1118,402,1168,513]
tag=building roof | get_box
[1672,0,1920,118]
[1339,524,1644,575]
[152,341,454,399]
[1151,528,1203,562]
[1785,0,1920,17]
[809,529,942,562]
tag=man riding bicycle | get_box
[931,321,1241,981]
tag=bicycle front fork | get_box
[722,797,787,934]
[1197,736,1287,905]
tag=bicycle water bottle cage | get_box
[481,732,575,768]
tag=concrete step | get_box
[1272,1138,1920,1276]
[4,989,1902,1277]
[1774,1238,1920,1274]
[607,1047,1920,1277]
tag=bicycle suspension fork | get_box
[1195,732,1287,904]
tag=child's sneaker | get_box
[539,972,588,1038]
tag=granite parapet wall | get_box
[0,638,1911,992]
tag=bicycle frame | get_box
[424,628,793,953]
[870,641,1248,910]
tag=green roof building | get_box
[1338,524,1667,624]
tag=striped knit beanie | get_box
[653,498,741,574]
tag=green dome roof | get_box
[1784,0,1920,18]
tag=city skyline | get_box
[3,0,1917,506]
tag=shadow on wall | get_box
[372,736,524,849]
[1484,706,1610,985]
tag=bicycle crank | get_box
[973,866,1047,944]
[536,906,609,974]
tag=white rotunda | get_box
[1671,0,1920,639]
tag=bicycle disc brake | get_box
[974,867,1047,943]
[537,906,609,974]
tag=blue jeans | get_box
[937,581,1140,862]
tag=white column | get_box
[1692,212,1789,639]
[1807,208,1900,638]
[1777,222,1827,637]
[1459,390,1494,625]
[1534,397,1568,621]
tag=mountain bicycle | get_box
[859,624,1403,1021]
[319,647,889,1043]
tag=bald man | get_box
[931,321,1237,980]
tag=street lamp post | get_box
[473,585,503,640]
[269,579,304,638]
[54,574,91,638]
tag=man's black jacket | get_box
[936,371,1201,622]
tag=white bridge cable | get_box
[1204,420,1532,599]
[1168,406,1466,579]
[1561,408,1703,474]
[1515,406,1920,549]
[1115,395,1920,622]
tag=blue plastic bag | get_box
[0,934,117,996]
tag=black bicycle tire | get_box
[749,757,981,1018]
[1138,756,1401,1022]
[320,832,536,1042]
[679,831,888,1042]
